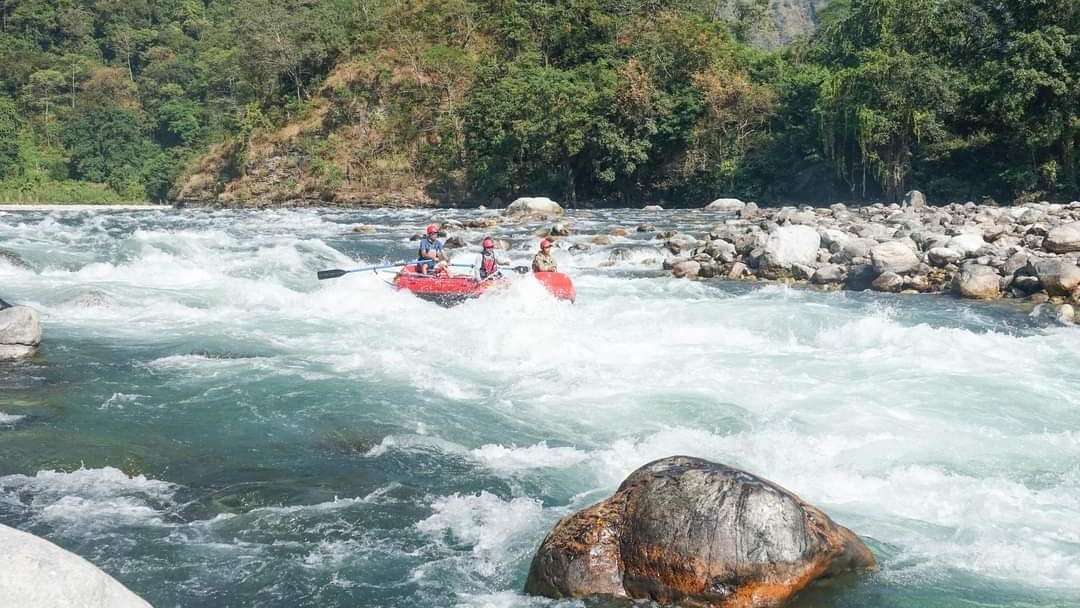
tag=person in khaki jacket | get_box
[532,238,558,272]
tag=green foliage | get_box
[63,107,153,184]
[0,0,1077,204]
[0,96,22,178]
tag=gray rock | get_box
[738,202,760,219]
[819,229,852,251]
[1044,222,1080,253]
[642,204,664,211]
[698,262,720,278]
[0,524,152,608]
[811,264,847,284]
[871,241,920,274]
[702,239,737,263]
[952,265,1002,299]
[506,197,564,218]
[64,290,117,308]
[902,189,927,209]
[705,197,745,212]
[550,222,572,236]
[0,306,41,360]
[1032,259,1080,296]
[524,456,875,607]
[763,225,820,268]
[636,223,654,232]
[791,263,816,281]
[927,247,963,267]
[727,262,750,279]
[946,233,986,257]
[1059,303,1076,323]
[845,264,879,291]
[871,271,905,292]
[1003,250,1031,276]
[665,233,699,255]
[671,260,701,278]
[855,223,895,240]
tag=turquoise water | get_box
[1,207,1078,607]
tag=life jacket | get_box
[418,236,438,261]
[479,251,498,278]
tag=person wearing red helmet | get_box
[477,236,501,280]
[417,223,450,275]
[532,238,558,273]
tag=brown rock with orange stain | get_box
[525,456,875,607]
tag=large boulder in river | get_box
[0,524,152,607]
[763,225,820,268]
[524,456,875,607]
[0,305,42,360]
[1043,222,1080,253]
[1031,259,1080,296]
[870,241,919,274]
[952,265,1002,299]
[506,197,564,218]
[705,198,745,212]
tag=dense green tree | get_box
[62,106,156,187]
[0,95,22,177]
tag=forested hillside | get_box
[0,0,1076,206]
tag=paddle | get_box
[318,260,485,280]
[317,262,411,280]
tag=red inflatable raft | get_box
[393,265,575,306]
[533,272,576,302]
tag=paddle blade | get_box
[317,268,348,280]
[511,266,530,274]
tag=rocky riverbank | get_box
[653,194,1080,322]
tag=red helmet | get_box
[481,237,494,249]
[426,224,439,235]
[540,238,553,250]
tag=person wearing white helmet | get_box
[531,238,557,273]
[417,223,450,275]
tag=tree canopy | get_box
[0,0,1075,204]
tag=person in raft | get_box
[417,224,451,275]
[477,237,502,280]
[532,238,558,273]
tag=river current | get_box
[1,207,1078,607]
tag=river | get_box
[1,207,1078,607]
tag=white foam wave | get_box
[0,467,179,532]
[365,434,470,458]
[469,442,590,473]
[0,411,25,425]
[415,491,545,578]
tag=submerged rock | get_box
[0,247,32,269]
[525,456,875,607]
[0,524,152,607]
